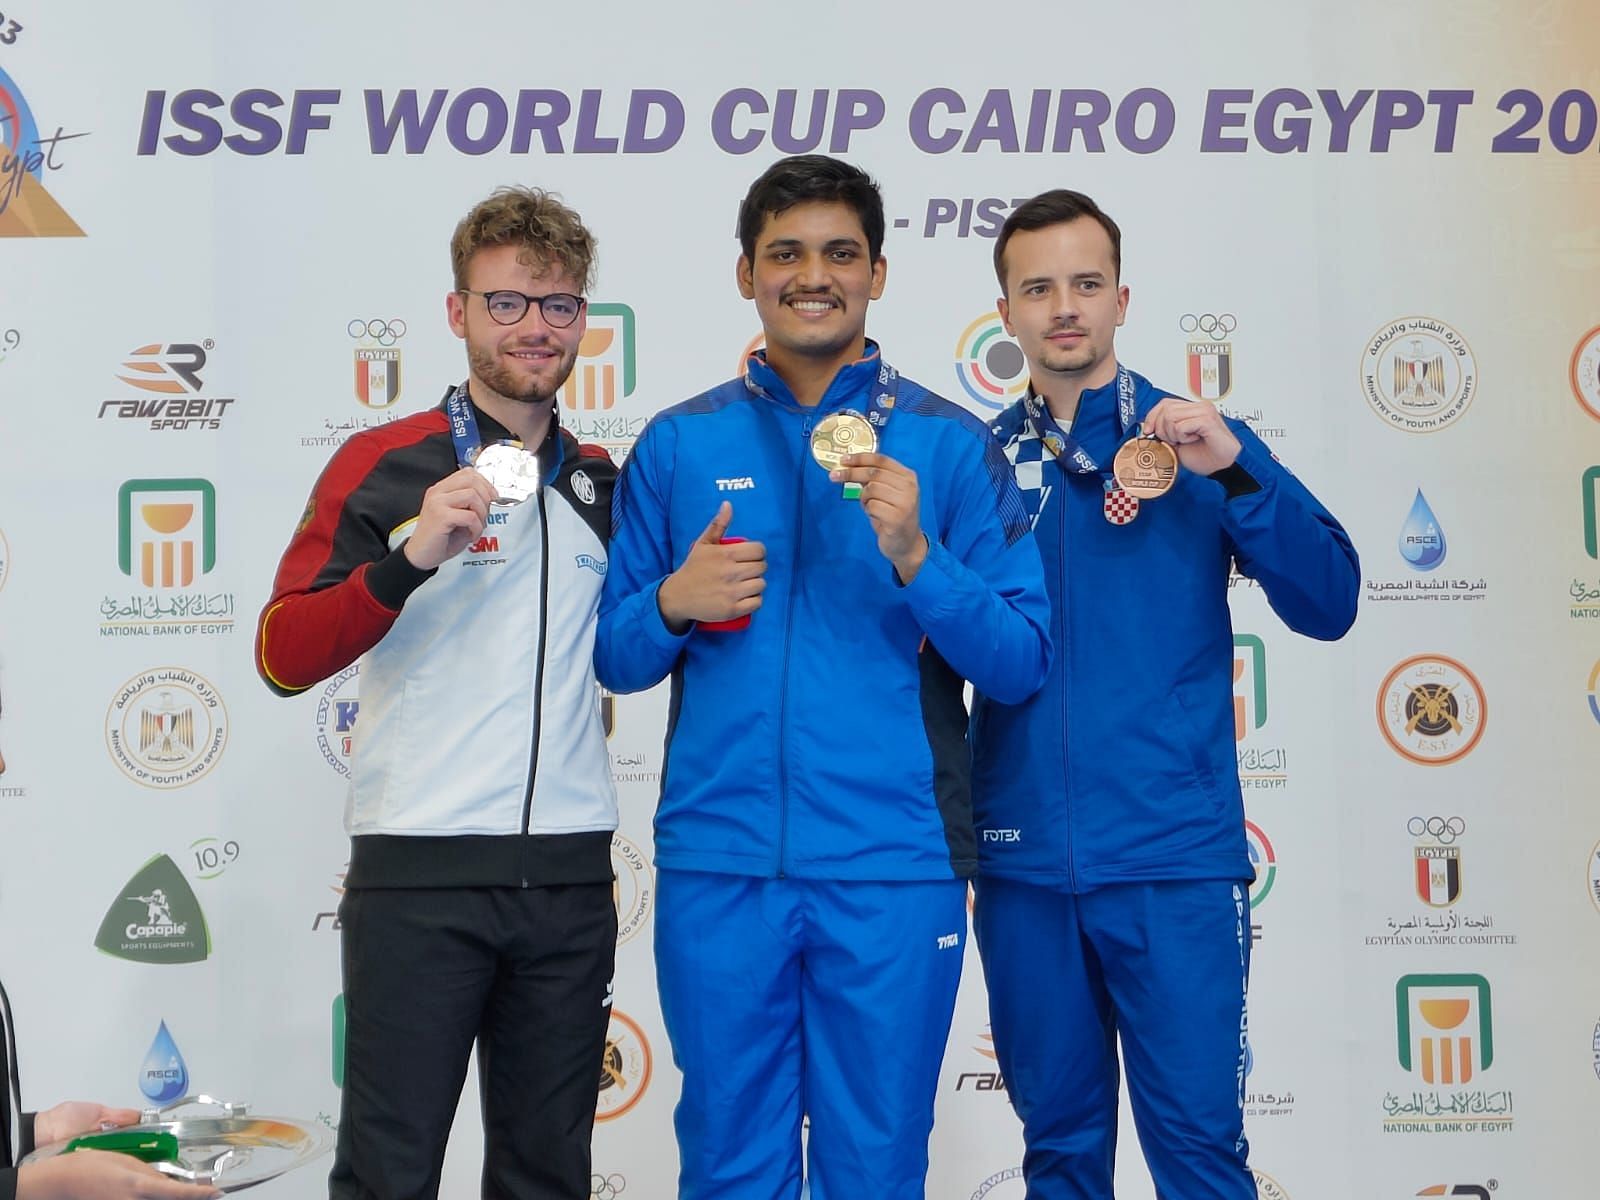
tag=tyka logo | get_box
[95,854,211,964]
[139,1020,189,1102]
[563,304,635,412]
[0,62,88,237]
[118,480,217,589]
[1181,313,1235,401]
[1396,973,1493,1085]
[1232,634,1266,741]
[954,312,1028,411]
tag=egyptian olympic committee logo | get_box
[105,668,229,788]
[1361,317,1477,433]
[596,1010,651,1121]
[1377,655,1486,765]
[1572,324,1600,422]
[955,313,1029,411]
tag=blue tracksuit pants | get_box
[656,869,967,1199]
[973,876,1255,1200]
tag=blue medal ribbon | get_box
[443,382,563,486]
[1021,363,1138,476]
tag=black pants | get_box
[329,884,616,1200]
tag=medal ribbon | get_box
[443,382,563,484]
[1022,364,1138,476]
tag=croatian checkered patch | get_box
[1102,483,1140,525]
[1000,426,1052,530]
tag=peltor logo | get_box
[139,1020,189,1103]
[0,63,87,237]
[101,343,235,430]
[348,318,405,409]
[118,480,216,589]
[563,304,635,412]
[1411,816,1464,908]
[596,1009,652,1121]
[1182,313,1235,402]
[1377,655,1486,765]
[315,666,360,778]
[1232,634,1266,741]
[1396,973,1492,1085]
[954,312,1028,412]
[95,854,211,963]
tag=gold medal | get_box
[1112,433,1177,499]
[810,411,877,471]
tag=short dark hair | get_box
[994,189,1122,292]
[737,155,886,261]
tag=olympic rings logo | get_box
[1407,815,1465,844]
[590,1174,627,1200]
[347,318,408,346]
[1179,312,1237,342]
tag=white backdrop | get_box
[2,2,1599,1197]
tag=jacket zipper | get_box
[1061,473,1077,892]
[519,488,552,886]
[774,413,814,879]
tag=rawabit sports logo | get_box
[95,854,211,964]
[1182,312,1235,402]
[1416,1187,1496,1198]
[1251,1170,1290,1200]
[101,342,236,431]
[1572,324,1600,422]
[610,832,653,946]
[104,668,229,788]
[596,1009,652,1121]
[0,62,87,237]
[139,1020,189,1103]
[1377,655,1486,765]
[312,864,349,932]
[954,312,1028,412]
[1412,816,1464,908]
[349,318,405,409]
[563,303,635,411]
[1398,489,1447,571]
[315,665,360,778]
[1361,317,1477,433]
[954,1027,1006,1093]
[968,1167,1024,1199]
[1245,820,1276,908]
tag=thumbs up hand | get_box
[656,502,768,634]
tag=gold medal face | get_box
[472,441,540,504]
[810,411,878,471]
[1112,436,1177,499]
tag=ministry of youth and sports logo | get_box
[1362,317,1477,433]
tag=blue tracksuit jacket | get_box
[597,344,1051,881]
[973,366,1358,889]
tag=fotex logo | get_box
[954,312,1028,412]
[138,1020,189,1102]
[562,304,635,412]
[1396,973,1492,1085]
[1233,634,1266,741]
[0,61,88,237]
[118,480,216,589]
[95,854,211,964]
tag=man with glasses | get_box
[256,186,619,1200]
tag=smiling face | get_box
[997,216,1129,394]
[446,241,586,411]
[737,200,886,381]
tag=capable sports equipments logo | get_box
[1361,317,1477,433]
[954,312,1028,411]
[95,854,211,964]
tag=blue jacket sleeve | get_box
[1220,424,1359,641]
[898,426,1052,704]
[596,419,692,693]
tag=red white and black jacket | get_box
[255,388,618,889]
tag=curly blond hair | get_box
[450,186,596,293]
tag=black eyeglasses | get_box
[460,289,587,328]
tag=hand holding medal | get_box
[828,451,928,584]
[402,467,499,571]
[1137,396,1242,477]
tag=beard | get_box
[467,340,576,406]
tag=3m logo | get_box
[716,477,756,491]
[118,479,217,588]
[563,303,635,412]
[1233,634,1267,741]
[468,536,499,554]
[1396,973,1493,1085]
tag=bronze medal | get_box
[1112,435,1177,499]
